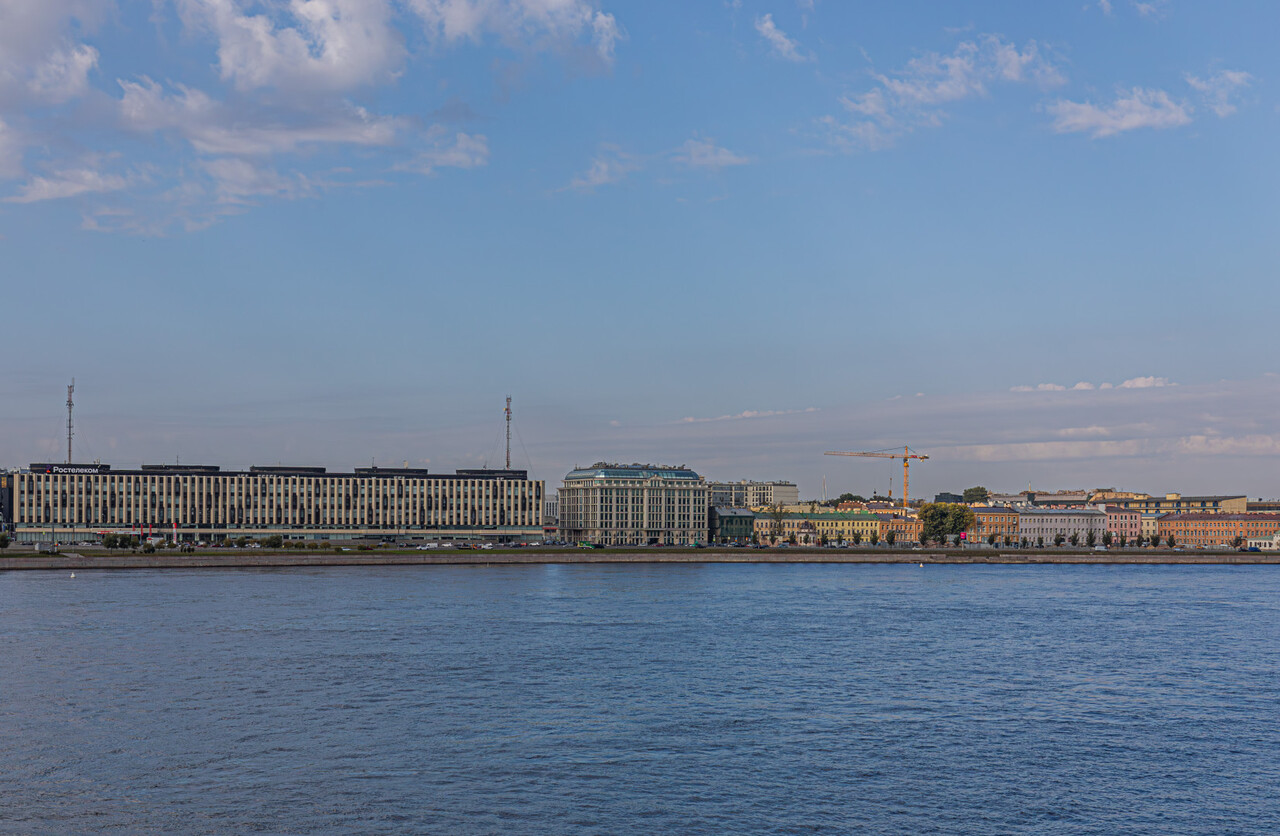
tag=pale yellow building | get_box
[754,511,881,544]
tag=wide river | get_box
[2,564,1278,834]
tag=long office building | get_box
[558,463,709,546]
[5,462,545,544]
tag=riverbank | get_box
[3,548,1279,570]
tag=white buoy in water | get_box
[70,573,75,578]
[918,563,923,568]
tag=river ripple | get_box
[2,564,1278,834]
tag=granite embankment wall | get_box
[3,550,1279,570]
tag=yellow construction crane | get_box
[824,446,929,515]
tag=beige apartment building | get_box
[1110,493,1248,514]
[10,462,544,544]
[558,463,709,546]
[709,480,799,508]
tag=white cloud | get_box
[200,157,307,203]
[1097,0,1113,14]
[0,119,22,179]
[1186,69,1252,117]
[1174,434,1280,456]
[1133,1,1167,18]
[946,439,1150,462]
[119,78,402,155]
[567,144,638,191]
[4,165,128,203]
[27,42,99,103]
[674,137,749,168]
[2,0,628,232]
[0,2,105,112]
[1010,383,1067,392]
[590,10,622,64]
[408,0,622,65]
[754,14,807,62]
[1047,87,1192,138]
[1057,425,1111,438]
[679,407,818,424]
[822,34,1062,152]
[1118,376,1173,388]
[1012,377,1173,392]
[0,0,106,71]
[397,129,489,174]
[178,0,406,93]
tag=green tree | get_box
[819,533,829,546]
[962,486,990,504]
[918,503,976,545]
[1149,535,1161,548]
[788,533,797,545]
[0,533,9,550]
[262,534,284,549]
[1003,536,1013,547]
[1166,534,1177,548]
[918,529,928,546]
[1232,535,1244,549]
[1054,534,1065,547]
[1020,536,1029,548]
[1118,534,1127,548]
[987,533,998,546]
[1069,532,1080,547]
[885,530,896,546]
[1036,536,1044,548]
[768,505,785,545]
[852,530,863,546]
[1086,530,1097,547]
[869,531,879,546]
[1102,531,1113,547]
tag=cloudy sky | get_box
[3,0,1279,499]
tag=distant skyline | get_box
[3,2,1278,498]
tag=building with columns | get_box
[558,463,709,546]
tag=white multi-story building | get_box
[1017,507,1107,544]
[8,462,544,544]
[559,463,709,546]
[709,480,799,508]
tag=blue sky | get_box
[3,0,1279,499]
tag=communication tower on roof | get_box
[66,379,75,465]
[505,396,512,469]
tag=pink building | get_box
[1104,505,1141,542]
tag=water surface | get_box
[2,564,1277,834]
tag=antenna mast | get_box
[66,378,75,464]
[504,396,512,469]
